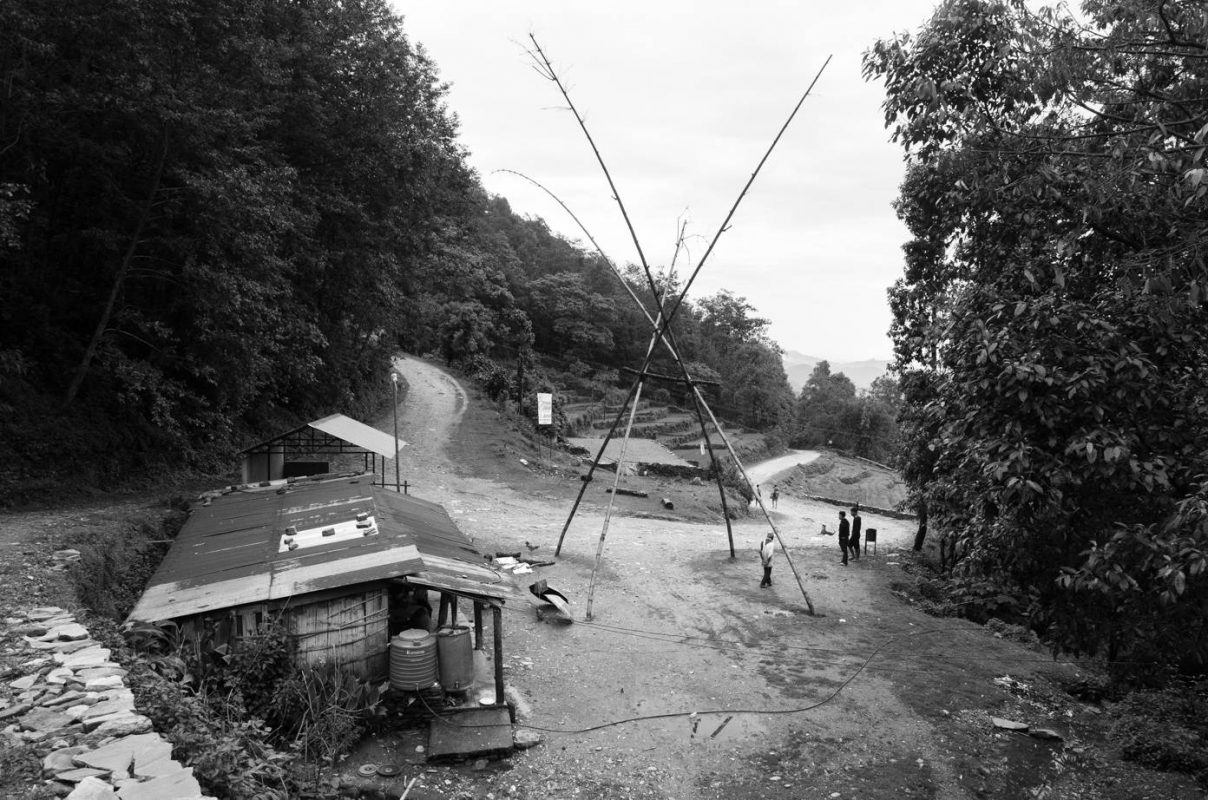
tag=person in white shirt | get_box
[759,533,776,588]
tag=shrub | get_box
[127,660,297,800]
[67,502,186,620]
[1110,680,1208,783]
[270,661,385,762]
[190,620,293,722]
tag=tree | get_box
[865,0,1208,670]
[730,341,795,431]
[0,0,476,497]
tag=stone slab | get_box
[0,701,33,720]
[27,607,67,621]
[77,667,127,681]
[10,674,38,691]
[46,691,88,708]
[40,623,90,641]
[116,766,200,800]
[55,647,113,668]
[18,706,74,733]
[129,735,175,778]
[66,776,119,799]
[83,698,136,720]
[85,676,125,692]
[48,668,76,684]
[44,745,91,773]
[93,714,152,737]
[55,767,112,783]
[74,733,165,774]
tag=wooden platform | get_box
[426,706,514,762]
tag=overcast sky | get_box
[394,1,942,362]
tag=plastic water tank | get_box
[437,626,474,692]
[389,629,437,691]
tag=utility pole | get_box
[391,371,401,492]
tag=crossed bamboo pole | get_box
[527,35,830,617]
[499,169,737,552]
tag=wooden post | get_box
[492,605,504,706]
[473,603,484,649]
[449,596,458,627]
[437,594,450,628]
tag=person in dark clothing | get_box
[850,507,862,560]
[388,584,432,635]
[838,510,850,566]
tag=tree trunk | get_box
[913,501,929,551]
[63,132,168,408]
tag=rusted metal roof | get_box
[238,413,405,459]
[128,476,510,623]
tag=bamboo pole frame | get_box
[527,35,831,616]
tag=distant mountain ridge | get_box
[781,350,890,393]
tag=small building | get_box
[127,474,517,702]
[238,413,406,486]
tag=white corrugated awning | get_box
[309,414,406,459]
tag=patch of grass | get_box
[65,499,187,620]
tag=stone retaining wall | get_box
[0,606,215,800]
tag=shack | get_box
[127,474,518,703]
[237,412,405,486]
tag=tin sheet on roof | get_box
[238,413,405,458]
[127,477,505,623]
[309,414,405,459]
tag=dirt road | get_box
[373,359,1157,800]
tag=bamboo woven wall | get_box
[288,588,389,680]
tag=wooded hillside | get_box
[0,0,807,505]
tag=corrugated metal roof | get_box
[308,414,405,459]
[128,477,508,623]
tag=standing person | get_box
[850,507,862,561]
[838,510,850,566]
[758,533,776,587]
[771,485,780,509]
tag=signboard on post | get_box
[537,392,553,426]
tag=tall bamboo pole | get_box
[528,37,830,614]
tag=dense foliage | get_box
[0,0,799,505]
[791,361,900,462]
[865,0,1208,676]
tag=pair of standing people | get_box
[837,507,862,565]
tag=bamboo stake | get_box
[585,364,650,621]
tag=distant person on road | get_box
[771,486,780,508]
[838,510,850,566]
[850,507,862,561]
[758,533,776,588]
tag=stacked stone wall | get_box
[1,607,215,799]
